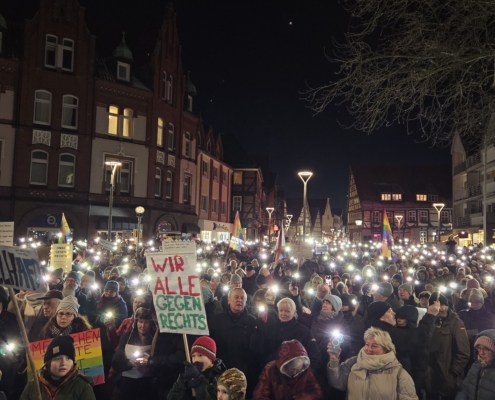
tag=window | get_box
[416,194,427,201]
[117,61,130,81]
[58,154,75,187]
[428,195,439,202]
[122,108,133,137]
[213,167,219,182]
[186,95,193,112]
[108,106,119,135]
[372,211,380,223]
[155,168,162,197]
[61,39,74,71]
[34,90,52,125]
[420,211,428,223]
[201,195,208,211]
[61,95,78,129]
[202,161,209,178]
[185,132,191,157]
[408,211,417,223]
[162,71,167,100]
[233,171,242,185]
[392,194,402,201]
[30,151,48,185]
[166,171,173,199]
[120,161,132,193]
[441,210,450,223]
[167,75,174,104]
[221,201,227,215]
[212,199,218,213]
[386,212,393,222]
[183,175,191,203]
[222,171,227,185]
[381,193,391,201]
[45,35,57,68]
[233,196,242,211]
[157,118,163,146]
[168,123,175,150]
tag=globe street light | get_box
[298,171,313,240]
[266,207,274,243]
[105,161,122,244]
[135,206,145,256]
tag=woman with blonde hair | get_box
[327,327,418,399]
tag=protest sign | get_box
[292,242,314,259]
[49,243,73,272]
[98,239,115,252]
[0,222,14,246]
[28,329,105,385]
[146,241,208,335]
[0,246,41,291]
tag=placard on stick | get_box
[146,242,209,335]
[0,246,41,291]
[28,329,105,385]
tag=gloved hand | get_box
[181,361,201,382]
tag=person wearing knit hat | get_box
[230,274,242,288]
[467,278,481,290]
[322,294,342,313]
[80,270,96,289]
[373,282,404,312]
[418,291,431,308]
[20,335,95,400]
[217,368,247,400]
[49,268,64,290]
[458,330,495,400]
[39,295,92,339]
[469,288,485,306]
[109,267,120,280]
[367,301,396,327]
[398,283,417,306]
[256,273,267,289]
[168,336,226,399]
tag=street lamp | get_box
[433,203,445,243]
[285,214,293,234]
[395,215,403,239]
[135,206,145,256]
[298,171,313,240]
[105,161,122,243]
[266,207,274,243]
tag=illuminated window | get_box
[108,106,119,135]
[122,108,133,137]
[416,194,427,201]
[233,171,242,185]
[381,193,391,201]
[392,194,402,201]
[157,118,163,146]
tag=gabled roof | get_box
[95,56,152,91]
[286,198,341,225]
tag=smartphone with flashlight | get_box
[329,331,344,353]
[258,305,267,322]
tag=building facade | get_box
[0,1,211,241]
[347,165,453,244]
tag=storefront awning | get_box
[182,223,200,234]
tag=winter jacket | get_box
[425,310,470,397]
[20,366,95,400]
[402,296,417,307]
[327,348,418,400]
[254,340,322,400]
[167,359,226,400]
[119,286,133,317]
[341,311,365,357]
[0,309,22,399]
[40,316,93,340]
[107,317,133,349]
[242,274,258,296]
[456,330,495,400]
[310,312,347,364]
[386,294,404,312]
[8,292,44,332]
[74,287,89,316]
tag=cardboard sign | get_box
[0,222,14,246]
[292,242,314,259]
[98,239,115,252]
[146,242,208,335]
[50,244,73,273]
[28,329,105,385]
[0,246,41,291]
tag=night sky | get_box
[5,0,452,208]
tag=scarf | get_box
[317,310,338,320]
[352,348,396,378]
[49,323,73,337]
[97,294,121,310]
[39,363,79,398]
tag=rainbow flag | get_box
[274,225,285,261]
[59,213,71,243]
[229,211,244,251]
[382,209,392,259]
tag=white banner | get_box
[98,239,115,251]
[0,246,41,291]
[293,242,314,259]
[146,242,208,335]
[50,244,73,273]
[0,222,14,247]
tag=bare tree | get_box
[304,0,495,145]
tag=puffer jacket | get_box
[456,329,495,400]
[327,348,418,400]
[254,340,322,400]
[459,306,495,368]
[426,310,470,397]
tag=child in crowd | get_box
[216,369,247,400]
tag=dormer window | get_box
[416,194,427,201]
[381,193,391,201]
[117,61,130,82]
[186,95,193,112]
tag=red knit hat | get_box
[466,278,480,290]
[191,336,216,362]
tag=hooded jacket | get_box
[254,340,322,400]
[457,329,495,400]
[327,348,418,400]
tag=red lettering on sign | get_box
[174,256,184,272]
[188,275,200,296]
[165,277,177,294]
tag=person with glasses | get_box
[457,329,495,400]
[39,295,92,339]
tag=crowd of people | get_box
[1,236,495,400]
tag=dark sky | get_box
[4,0,452,208]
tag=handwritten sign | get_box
[146,242,208,335]
[0,222,14,246]
[293,242,314,260]
[0,246,41,291]
[28,329,104,385]
[50,244,73,273]
[98,239,115,252]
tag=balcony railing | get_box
[457,216,470,226]
[453,161,466,175]
[467,152,482,168]
[468,184,482,197]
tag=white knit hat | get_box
[56,295,80,316]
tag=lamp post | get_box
[298,171,313,241]
[135,206,145,256]
[355,219,362,242]
[266,207,274,243]
[105,161,122,244]
[395,215,403,240]
[433,203,445,244]
[285,214,293,234]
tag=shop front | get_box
[198,219,233,242]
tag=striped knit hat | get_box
[191,336,216,362]
[218,368,247,400]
